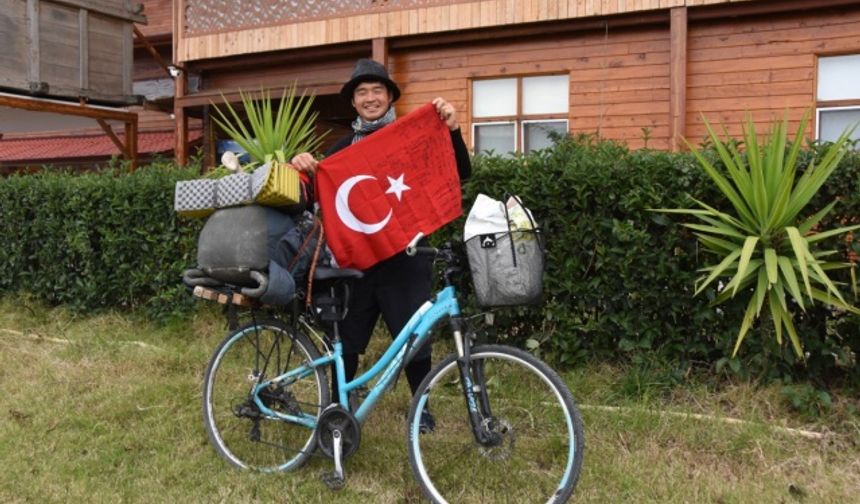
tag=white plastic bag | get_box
[464,193,539,242]
[464,193,508,242]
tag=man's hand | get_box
[432,97,459,131]
[290,152,319,173]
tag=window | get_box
[816,54,860,142]
[472,75,569,155]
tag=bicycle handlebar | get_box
[408,246,439,256]
[405,232,425,256]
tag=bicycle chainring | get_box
[315,405,361,460]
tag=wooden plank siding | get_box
[685,6,860,142]
[38,2,81,92]
[88,13,127,95]
[138,0,172,38]
[0,1,28,87]
[175,0,860,156]
[202,58,359,100]
[0,0,141,102]
[389,26,672,149]
[177,0,750,62]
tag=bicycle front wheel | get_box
[203,318,329,472]
[407,344,584,503]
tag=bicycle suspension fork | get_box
[450,317,495,445]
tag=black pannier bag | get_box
[194,206,327,305]
[197,205,290,287]
[464,194,544,307]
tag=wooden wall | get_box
[136,107,199,132]
[391,26,671,150]
[387,4,860,150]
[87,12,130,97]
[193,26,671,150]
[138,0,172,38]
[134,49,170,81]
[177,0,752,62]
[0,0,28,90]
[686,6,860,141]
[178,1,860,154]
[202,58,358,97]
[0,0,141,102]
[38,2,83,91]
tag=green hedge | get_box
[445,135,860,385]
[2,140,858,385]
[0,159,202,320]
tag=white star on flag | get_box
[385,173,411,201]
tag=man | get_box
[291,58,471,432]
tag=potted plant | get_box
[210,82,327,172]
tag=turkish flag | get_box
[315,103,462,270]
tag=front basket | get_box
[465,230,544,307]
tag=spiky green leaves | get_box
[655,113,859,357]
[211,83,327,165]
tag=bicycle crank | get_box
[316,405,361,490]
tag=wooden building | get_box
[0,0,199,171]
[169,0,860,167]
[0,0,147,169]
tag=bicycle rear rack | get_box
[191,285,258,308]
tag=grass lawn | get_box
[0,298,857,503]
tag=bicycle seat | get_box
[313,267,364,281]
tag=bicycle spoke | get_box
[283,334,295,374]
[204,319,328,473]
[409,346,583,503]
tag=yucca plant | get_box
[657,113,860,357]
[211,83,326,165]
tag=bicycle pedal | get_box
[320,471,346,490]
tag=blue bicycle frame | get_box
[251,285,462,427]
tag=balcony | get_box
[175,0,754,63]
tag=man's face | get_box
[352,81,392,122]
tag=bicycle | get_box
[197,236,585,503]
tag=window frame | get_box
[471,120,518,156]
[521,119,570,153]
[815,105,860,142]
[815,53,860,142]
[470,74,569,154]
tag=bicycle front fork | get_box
[451,319,496,446]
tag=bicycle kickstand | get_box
[320,429,346,490]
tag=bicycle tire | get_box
[406,344,584,503]
[202,318,329,472]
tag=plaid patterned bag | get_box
[174,162,302,218]
[214,172,255,208]
[174,179,216,218]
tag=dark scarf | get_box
[351,107,396,144]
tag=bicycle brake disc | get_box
[315,405,361,460]
[478,417,514,461]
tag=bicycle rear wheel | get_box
[203,318,329,472]
[407,344,584,503]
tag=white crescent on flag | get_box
[316,102,461,270]
[335,175,393,234]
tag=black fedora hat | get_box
[340,58,401,103]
